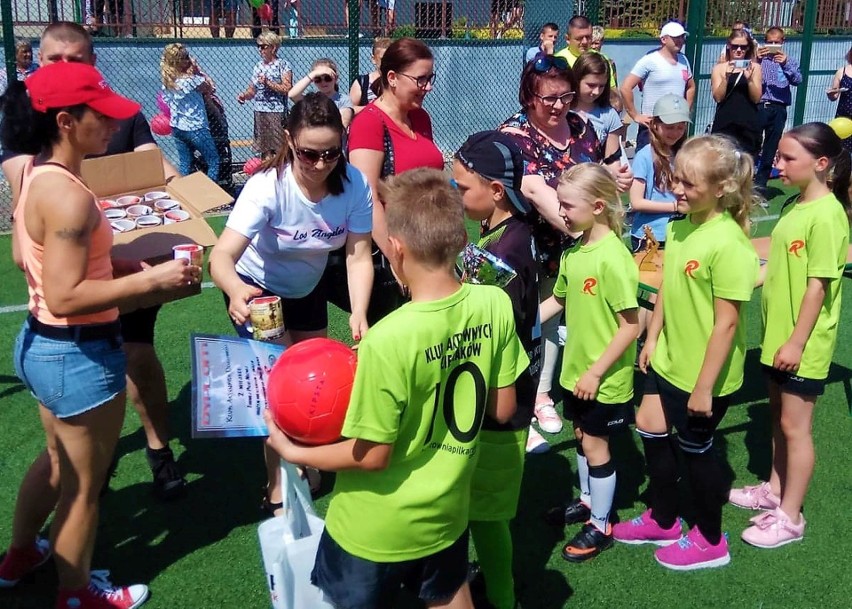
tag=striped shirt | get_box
[630,51,693,116]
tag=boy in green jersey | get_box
[453,131,540,609]
[265,168,529,609]
[732,123,851,548]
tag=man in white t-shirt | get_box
[621,21,696,151]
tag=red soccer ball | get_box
[267,338,357,445]
[150,113,171,136]
[243,157,263,175]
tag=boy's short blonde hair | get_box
[591,25,605,43]
[380,168,467,269]
[256,32,281,47]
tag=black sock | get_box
[640,431,679,529]
[684,448,728,545]
[146,445,174,470]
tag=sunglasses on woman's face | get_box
[313,74,334,84]
[534,91,575,106]
[294,145,343,165]
[257,44,270,49]
[532,54,569,73]
[729,43,750,51]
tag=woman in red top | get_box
[347,37,444,322]
[0,63,196,608]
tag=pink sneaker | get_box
[534,401,563,434]
[741,507,805,548]
[56,571,149,609]
[729,481,780,510]
[525,426,550,454]
[654,527,731,571]
[612,509,682,546]
[0,536,51,588]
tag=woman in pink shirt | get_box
[347,37,444,322]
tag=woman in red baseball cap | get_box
[0,62,197,609]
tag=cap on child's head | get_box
[653,93,692,125]
[25,62,140,119]
[455,131,531,214]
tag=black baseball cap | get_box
[455,131,531,214]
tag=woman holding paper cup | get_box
[209,93,373,510]
[0,62,198,607]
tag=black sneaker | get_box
[146,446,187,501]
[561,522,614,563]
[544,498,591,527]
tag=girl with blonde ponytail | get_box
[538,163,639,562]
[613,134,759,571]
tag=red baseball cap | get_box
[24,62,141,119]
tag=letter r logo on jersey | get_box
[582,277,597,295]
[684,260,700,279]
[789,240,805,257]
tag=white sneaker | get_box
[526,426,550,454]
[534,401,563,434]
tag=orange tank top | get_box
[14,161,118,326]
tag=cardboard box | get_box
[81,149,233,313]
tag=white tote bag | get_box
[258,461,334,609]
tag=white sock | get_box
[589,461,616,533]
[576,451,591,505]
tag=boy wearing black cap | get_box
[453,131,540,609]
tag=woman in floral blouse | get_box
[499,54,632,452]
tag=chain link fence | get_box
[1,0,851,232]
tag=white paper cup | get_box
[144,191,169,202]
[111,219,136,233]
[173,244,203,268]
[125,204,153,218]
[164,209,190,224]
[154,199,180,213]
[99,199,118,210]
[104,208,127,220]
[116,195,142,207]
[135,215,162,228]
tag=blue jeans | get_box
[172,126,220,182]
[755,102,788,186]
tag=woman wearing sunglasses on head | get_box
[288,58,354,130]
[709,30,762,158]
[347,37,444,323]
[498,54,633,453]
[237,32,293,159]
[209,93,373,513]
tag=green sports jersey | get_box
[760,194,849,380]
[651,211,758,396]
[553,231,638,404]
[325,283,529,562]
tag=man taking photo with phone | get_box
[754,26,802,191]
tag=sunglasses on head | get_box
[313,74,334,84]
[729,43,750,50]
[532,55,569,73]
[294,145,343,165]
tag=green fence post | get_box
[684,0,708,136]
[348,0,360,89]
[1,0,15,84]
[792,0,818,126]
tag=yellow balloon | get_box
[828,117,852,140]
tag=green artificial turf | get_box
[1,188,851,608]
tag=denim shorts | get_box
[14,319,126,419]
